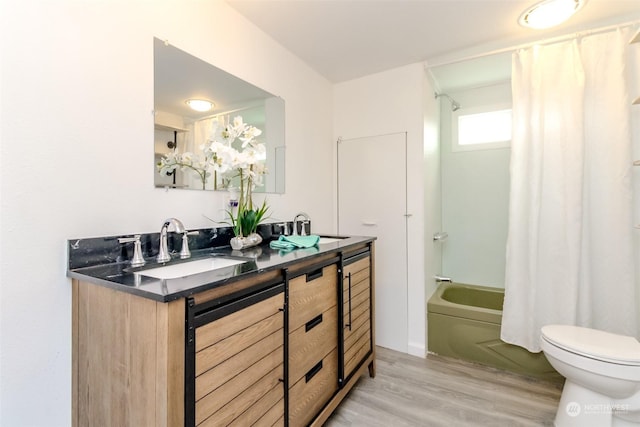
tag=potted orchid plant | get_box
[157,115,269,249]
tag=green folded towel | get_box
[269,234,320,250]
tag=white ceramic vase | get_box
[230,233,263,250]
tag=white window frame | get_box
[452,103,512,152]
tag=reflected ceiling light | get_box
[185,99,214,112]
[519,0,586,29]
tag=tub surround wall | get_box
[440,83,511,288]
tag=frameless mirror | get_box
[153,37,285,193]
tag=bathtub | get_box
[427,282,560,380]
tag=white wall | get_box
[440,82,511,287]
[0,1,334,425]
[334,63,438,357]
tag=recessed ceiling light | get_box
[519,0,586,30]
[185,99,214,112]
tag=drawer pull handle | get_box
[305,360,323,383]
[305,313,323,332]
[306,268,323,282]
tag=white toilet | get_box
[540,325,640,427]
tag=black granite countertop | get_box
[68,232,374,302]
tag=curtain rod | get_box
[426,19,640,69]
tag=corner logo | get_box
[566,402,581,417]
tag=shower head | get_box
[435,93,461,112]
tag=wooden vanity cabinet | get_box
[72,242,375,427]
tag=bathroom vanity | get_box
[68,229,375,427]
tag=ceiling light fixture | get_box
[519,0,586,30]
[185,99,214,112]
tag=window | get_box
[452,104,512,152]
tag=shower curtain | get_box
[184,117,217,190]
[501,28,638,352]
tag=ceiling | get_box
[226,0,640,89]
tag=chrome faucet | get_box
[292,212,310,236]
[157,218,186,263]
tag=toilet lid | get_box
[541,325,640,365]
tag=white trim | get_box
[408,342,426,358]
[452,103,512,152]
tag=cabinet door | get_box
[187,285,285,427]
[341,253,373,382]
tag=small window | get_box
[452,105,512,152]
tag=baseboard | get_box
[408,342,426,358]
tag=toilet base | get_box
[555,381,640,427]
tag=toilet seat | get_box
[541,325,640,366]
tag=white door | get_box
[338,133,408,352]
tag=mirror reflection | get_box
[153,37,285,193]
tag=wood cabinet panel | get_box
[343,271,369,302]
[196,293,284,352]
[344,326,372,378]
[198,363,283,426]
[343,296,369,329]
[343,256,369,278]
[342,254,372,381]
[288,348,339,427]
[73,280,184,427]
[196,312,283,376]
[196,328,282,401]
[227,390,283,427]
[194,292,284,426]
[289,264,338,331]
[289,304,338,384]
[196,347,282,423]
[344,306,370,348]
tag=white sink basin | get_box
[317,237,346,244]
[138,257,246,279]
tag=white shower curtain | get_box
[501,28,638,352]
[185,117,217,190]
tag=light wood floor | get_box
[326,346,564,427]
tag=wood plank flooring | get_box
[325,346,564,427]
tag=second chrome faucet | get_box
[292,212,311,236]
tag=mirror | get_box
[153,37,285,193]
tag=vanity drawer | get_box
[289,304,338,384]
[288,264,338,332]
[288,348,338,427]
